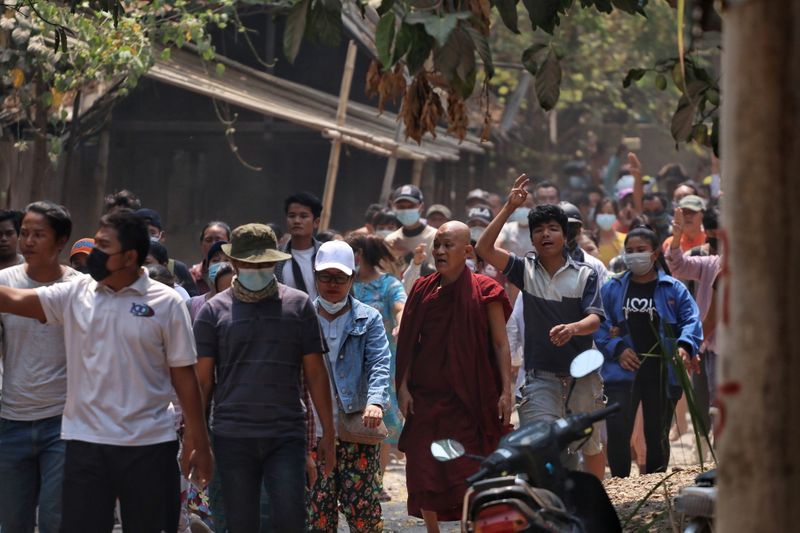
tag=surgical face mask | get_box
[149,235,162,243]
[375,229,393,238]
[596,213,617,231]
[317,295,348,314]
[623,252,655,276]
[395,208,420,227]
[510,207,530,225]
[87,249,123,282]
[208,262,228,284]
[237,267,275,292]
[466,259,477,272]
[469,226,485,241]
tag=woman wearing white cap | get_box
[307,241,392,532]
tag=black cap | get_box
[135,208,163,230]
[393,185,423,205]
[467,206,493,226]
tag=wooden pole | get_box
[320,40,358,230]
[411,159,424,187]
[717,3,800,531]
[379,119,404,204]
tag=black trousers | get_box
[60,440,180,533]
[605,379,678,478]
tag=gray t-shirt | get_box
[193,284,325,439]
[0,264,81,420]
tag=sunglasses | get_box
[316,272,351,285]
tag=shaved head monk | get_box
[396,221,513,532]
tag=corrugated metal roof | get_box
[146,47,486,161]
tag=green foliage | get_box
[1,0,242,159]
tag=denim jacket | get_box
[593,270,703,390]
[318,296,392,414]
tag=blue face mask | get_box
[510,207,530,225]
[237,267,275,292]
[395,208,421,227]
[596,213,617,231]
[208,262,228,284]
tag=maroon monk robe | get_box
[396,266,511,520]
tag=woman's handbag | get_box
[337,410,388,445]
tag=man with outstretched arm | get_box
[476,175,607,480]
[0,208,213,532]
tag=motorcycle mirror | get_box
[570,349,604,379]
[430,439,466,462]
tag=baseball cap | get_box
[466,188,490,204]
[393,185,423,205]
[314,240,354,276]
[426,204,452,219]
[221,224,292,264]
[466,206,492,226]
[70,238,94,258]
[135,208,162,230]
[678,195,707,212]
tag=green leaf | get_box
[522,0,565,35]
[671,95,698,143]
[492,0,520,34]
[392,23,413,64]
[376,12,396,69]
[283,0,310,63]
[535,48,562,111]
[160,47,172,61]
[433,27,476,97]
[706,88,720,106]
[611,0,647,16]
[215,62,226,76]
[463,26,494,79]
[405,11,472,47]
[406,24,433,75]
[305,0,343,48]
[623,68,646,88]
[521,43,546,75]
[580,0,613,14]
[377,0,394,15]
[654,73,667,90]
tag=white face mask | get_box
[510,207,530,226]
[375,229,393,238]
[469,226,485,242]
[623,252,655,276]
[317,296,348,314]
[596,213,617,231]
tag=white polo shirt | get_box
[36,271,197,446]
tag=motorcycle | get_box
[430,350,622,533]
[674,469,715,533]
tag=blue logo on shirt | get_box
[130,303,155,317]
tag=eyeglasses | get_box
[316,272,351,285]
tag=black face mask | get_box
[87,249,124,282]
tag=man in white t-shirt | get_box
[0,209,212,533]
[275,192,323,301]
[0,202,80,533]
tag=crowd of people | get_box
[0,150,722,533]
